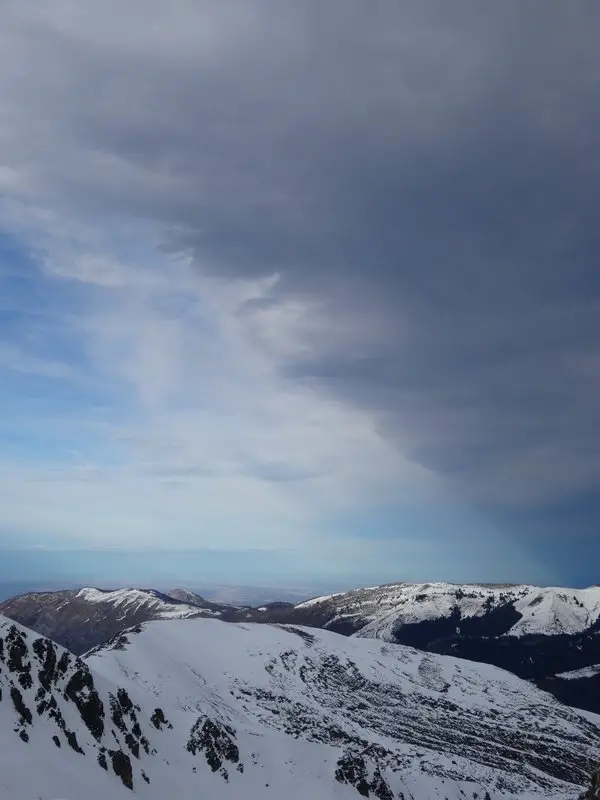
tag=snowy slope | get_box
[295,584,600,712]
[3,611,600,799]
[0,614,159,799]
[293,582,600,640]
[87,617,600,799]
[510,588,600,637]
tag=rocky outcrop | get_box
[187,716,241,779]
[0,617,154,791]
[335,750,394,799]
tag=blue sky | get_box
[1,1,599,590]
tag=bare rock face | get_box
[110,748,134,790]
[186,716,241,779]
[335,750,394,800]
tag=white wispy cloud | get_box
[0,196,436,553]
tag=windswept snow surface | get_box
[87,618,600,799]
[293,582,600,640]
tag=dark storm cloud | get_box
[3,0,600,511]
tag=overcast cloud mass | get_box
[1,1,599,587]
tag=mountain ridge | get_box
[0,586,231,655]
[3,611,599,798]
[4,581,600,714]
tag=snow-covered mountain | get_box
[165,588,218,607]
[4,581,600,714]
[280,583,600,703]
[0,587,231,655]
[7,581,600,658]
[2,612,599,799]
[293,582,600,640]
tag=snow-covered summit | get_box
[294,581,600,640]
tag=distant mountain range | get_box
[2,581,600,713]
[0,587,229,655]
[2,611,599,799]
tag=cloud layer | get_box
[1,1,599,583]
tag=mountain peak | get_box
[165,588,211,606]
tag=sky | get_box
[1,1,599,591]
